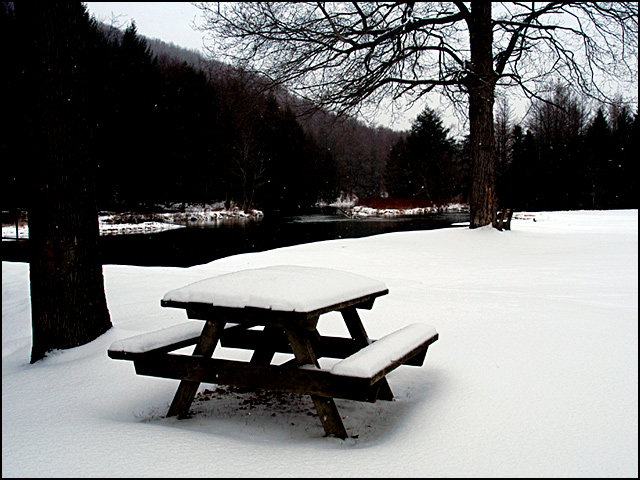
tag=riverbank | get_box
[2,200,469,239]
[1,203,265,239]
[349,202,468,218]
[326,196,470,218]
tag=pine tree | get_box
[609,106,637,208]
[585,109,612,208]
[385,107,455,203]
[110,20,162,207]
[505,126,539,210]
[0,2,25,210]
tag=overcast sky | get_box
[85,2,206,53]
[83,3,637,134]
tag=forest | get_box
[1,2,637,216]
[385,86,638,212]
[496,87,637,211]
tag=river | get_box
[3,208,469,267]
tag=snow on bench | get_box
[330,323,438,382]
[108,322,206,359]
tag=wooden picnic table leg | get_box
[341,307,394,401]
[284,323,349,439]
[167,319,225,418]
[249,325,283,365]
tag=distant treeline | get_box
[1,2,401,213]
[386,86,638,211]
[497,86,638,210]
[1,2,636,214]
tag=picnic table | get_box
[108,265,439,438]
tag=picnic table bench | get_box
[108,265,439,438]
[494,208,514,231]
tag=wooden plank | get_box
[186,304,315,329]
[166,319,224,418]
[284,322,349,438]
[368,334,437,384]
[504,209,514,230]
[107,335,200,360]
[284,324,321,369]
[334,332,439,386]
[249,326,283,365]
[307,290,387,316]
[220,328,426,365]
[221,327,291,353]
[160,290,388,328]
[109,322,253,361]
[133,354,381,403]
[341,307,371,344]
[340,307,394,401]
[311,397,349,438]
[107,322,206,360]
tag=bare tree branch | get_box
[196,2,637,119]
[194,1,638,228]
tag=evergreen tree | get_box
[155,58,222,204]
[504,125,538,210]
[0,2,25,210]
[259,100,319,210]
[385,107,455,203]
[584,109,612,208]
[526,85,589,210]
[609,106,637,208]
[117,22,163,207]
[384,137,410,198]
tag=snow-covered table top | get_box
[162,265,388,313]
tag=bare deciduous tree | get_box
[528,84,589,149]
[495,94,514,172]
[195,1,637,227]
[219,69,271,211]
[233,121,268,212]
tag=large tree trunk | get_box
[17,1,112,363]
[467,2,498,228]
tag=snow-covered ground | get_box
[2,210,637,477]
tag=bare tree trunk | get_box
[467,3,497,228]
[17,1,112,363]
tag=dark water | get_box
[3,208,469,267]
